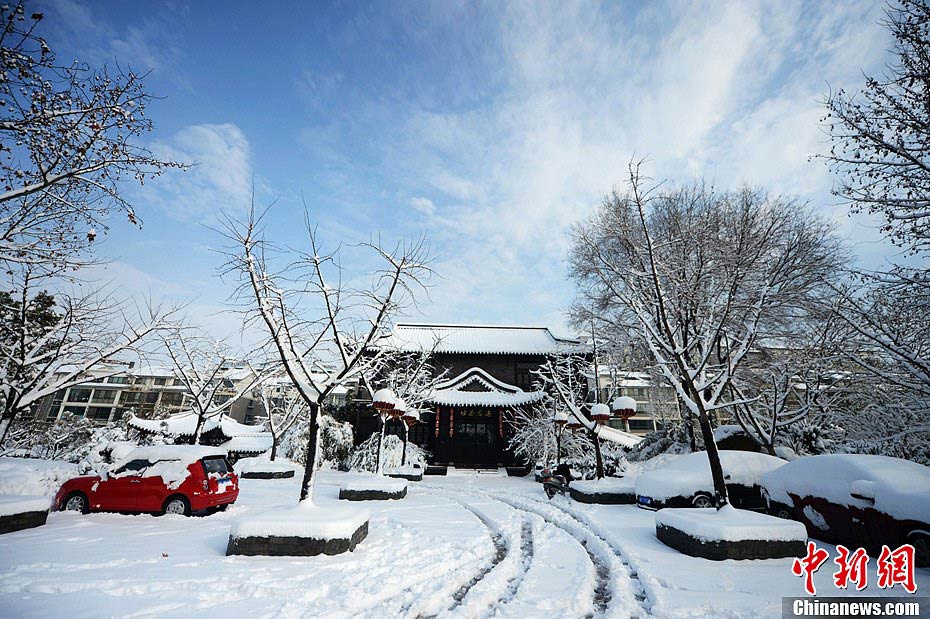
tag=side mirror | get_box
[850,480,876,504]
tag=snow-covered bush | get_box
[506,406,595,468]
[279,414,354,470]
[348,434,428,472]
[625,422,694,462]
[0,456,79,498]
[841,435,930,466]
[778,420,845,457]
[564,439,629,479]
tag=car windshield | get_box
[201,456,229,475]
[111,459,152,477]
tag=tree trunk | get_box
[0,415,13,447]
[298,409,320,502]
[693,400,729,508]
[270,433,278,461]
[401,424,408,466]
[591,429,605,479]
[556,428,562,464]
[375,416,386,474]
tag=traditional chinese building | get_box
[374,323,583,469]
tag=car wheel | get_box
[908,531,930,568]
[774,506,794,520]
[63,492,89,514]
[162,496,190,516]
[692,494,714,509]
[216,504,229,512]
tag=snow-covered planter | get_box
[338,477,408,501]
[0,496,49,535]
[226,506,369,556]
[569,477,636,504]
[655,505,807,560]
[383,464,423,481]
[235,457,299,479]
[505,465,529,477]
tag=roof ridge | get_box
[395,322,553,331]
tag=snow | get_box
[0,457,79,499]
[127,412,266,441]
[655,504,808,543]
[428,367,544,407]
[116,445,227,468]
[571,476,636,495]
[139,460,189,490]
[234,457,299,474]
[229,505,369,540]
[761,453,930,523]
[378,323,581,355]
[0,466,927,617]
[637,450,786,500]
[712,425,746,442]
[383,465,423,477]
[594,423,643,447]
[218,434,273,454]
[340,477,408,493]
[0,495,49,517]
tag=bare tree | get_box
[0,3,184,269]
[570,163,844,507]
[822,0,930,255]
[223,207,433,502]
[160,328,266,443]
[534,354,610,478]
[0,266,178,445]
[257,375,308,461]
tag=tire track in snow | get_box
[417,486,534,618]
[505,492,653,617]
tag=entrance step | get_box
[447,467,506,477]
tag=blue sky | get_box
[39,0,895,342]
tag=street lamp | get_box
[401,408,420,466]
[611,395,637,432]
[371,388,396,474]
[552,410,568,464]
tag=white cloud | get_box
[143,123,254,223]
[410,197,436,217]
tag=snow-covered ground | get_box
[1,464,928,618]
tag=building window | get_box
[160,392,184,407]
[63,405,85,417]
[121,392,143,404]
[144,392,159,405]
[628,419,655,432]
[67,388,92,403]
[91,389,117,404]
[88,407,112,421]
[153,377,168,386]
[107,376,130,384]
[515,364,536,390]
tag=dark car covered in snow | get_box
[635,450,787,510]
[54,445,239,517]
[761,453,930,566]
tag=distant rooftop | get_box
[378,323,583,355]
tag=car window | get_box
[111,459,152,476]
[201,456,229,475]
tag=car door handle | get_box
[130,480,141,484]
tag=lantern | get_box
[566,416,583,431]
[372,388,396,413]
[553,411,568,427]
[403,408,420,428]
[591,402,611,425]
[611,396,637,420]
[391,397,408,419]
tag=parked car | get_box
[761,453,930,566]
[55,445,239,516]
[636,450,786,510]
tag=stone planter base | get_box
[385,472,423,482]
[226,520,368,556]
[569,487,635,505]
[0,509,48,535]
[339,486,408,501]
[506,466,529,477]
[425,466,448,476]
[239,469,296,479]
[656,523,805,560]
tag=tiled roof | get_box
[427,367,544,407]
[378,323,583,355]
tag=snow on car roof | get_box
[761,453,930,524]
[636,450,786,501]
[121,445,227,466]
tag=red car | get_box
[55,446,239,516]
